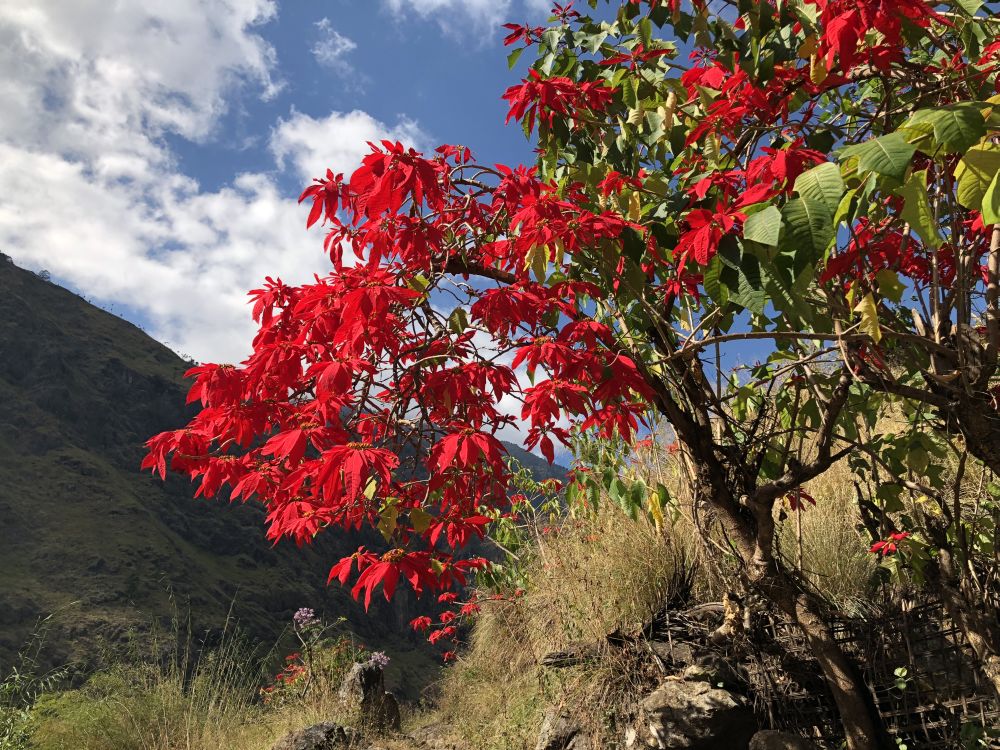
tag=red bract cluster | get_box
[820,217,944,287]
[808,0,943,72]
[504,69,616,133]
[870,531,911,556]
[142,134,652,618]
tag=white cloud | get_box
[312,18,358,78]
[382,0,550,33]
[270,110,429,182]
[0,1,281,159]
[0,1,428,364]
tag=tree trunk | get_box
[654,360,883,746]
[748,565,885,750]
[951,394,1000,479]
[692,494,884,748]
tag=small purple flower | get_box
[369,651,390,669]
[293,607,318,629]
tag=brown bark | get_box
[648,365,886,748]
[708,495,886,750]
[949,394,1000,479]
[749,563,885,749]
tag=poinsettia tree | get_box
[144,0,999,745]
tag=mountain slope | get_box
[0,256,561,687]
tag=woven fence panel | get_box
[740,601,1000,748]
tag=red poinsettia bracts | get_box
[809,0,944,72]
[142,0,994,671]
[143,126,656,619]
[503,69,616,133]
[675,204,746,266]
[870,531,911,556]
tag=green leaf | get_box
[955,144,1000,210]
[638,17,653,47]
[907,445,929,475]
[896,169,944,249]
[732,252,767,314]
[702,254,728,305]
[877,483,906,513]
[981,169,1000,225]
[447,306,469,334]
[833,186,859,227]
[952,0,983,14]
[854,293,882,343]
[622,77,639,108]
[793,161,844,215]
[507,47,525,69]
[902,103,988,155]
[781,196,833,260]
[839,132,917,183]
[743,205,783,246]
[875,269,905,304]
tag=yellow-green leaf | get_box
[875,269,905,304]
[447,306,469,334]
[956,144,1000,210]
[377,503,398,541]
[406,274,430,293]
[854,293,882,343]
[409,507,433,534]
[983,170,1000,225]
[525,245,548,282]
[648,489,664,532]
[628,190,643,222]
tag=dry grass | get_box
[784,460,879,612]
[20,437,885,750]
[437,505,693,750]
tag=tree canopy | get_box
[144,1,1000,746]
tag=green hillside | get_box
[0,256,561,686]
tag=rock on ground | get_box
[748,730,819,750]
[626,679,757,749]
[270,722,361,750]
[339,659,402,733]
[535,708,592,750]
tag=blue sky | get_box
[169,2,545,196]
[0,0,551,362]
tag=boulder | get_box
[680,653,744,691]
[338,659,401,733]
[649,640,697,667]
[270,722,360,750]
[535,708,592,750]
[748,730,818,750]
[339,660,383,703]
[626,680,757,749]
